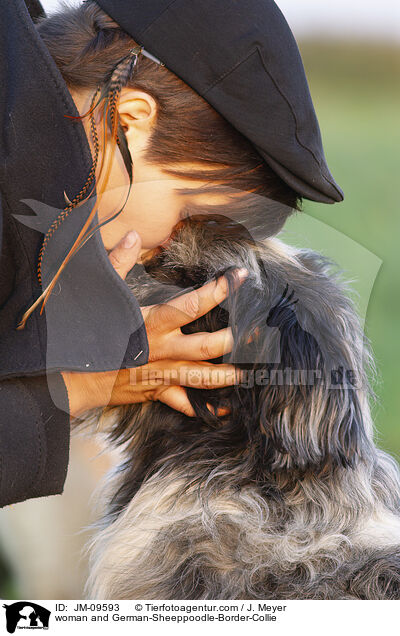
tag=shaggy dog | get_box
[84,217,400,599]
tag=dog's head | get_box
[107,216,374,513]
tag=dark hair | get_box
[36,0,301,240]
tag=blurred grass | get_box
[281,41,400,458]
[0,551,17,599]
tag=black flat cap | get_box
[96,0,344,203]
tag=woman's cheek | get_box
[99,188,180,249]
[135,217,177,249]
[127,191,181,249]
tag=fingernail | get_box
[122,231,139,248]
[217,407,230,416]
[236,268,248,281]
[206,403,230,417]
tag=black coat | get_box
[0,0,149,506]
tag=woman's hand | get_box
[108,231,246,363]
[62,359,241,418]
[62,231,246,418]
[141,272,246,362]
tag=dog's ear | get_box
[259,372,366,475]
[245,252,372,475]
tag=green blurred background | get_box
[0,38,399,599]
[281,41,400,458]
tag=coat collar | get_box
[0,0,148,376]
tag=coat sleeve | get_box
[1,131,71,508]
[0,373,71,508]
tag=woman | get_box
[0,0,343,507]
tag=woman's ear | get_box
[118,88,158,150]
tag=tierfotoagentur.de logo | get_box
[2,602,51,634]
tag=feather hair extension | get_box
[17,48,142,330]
[36,87,101,286]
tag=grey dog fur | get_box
[82,218,400,599]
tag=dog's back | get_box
[86,220,400,599]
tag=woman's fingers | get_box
[155,385,196,417]
[154,386,231,418]
[107,231,142,280]
[174,361,241,388]
[168,327,234,361]
[132,360,242,389]
[63,359,241,417]
[144,268,248,332]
